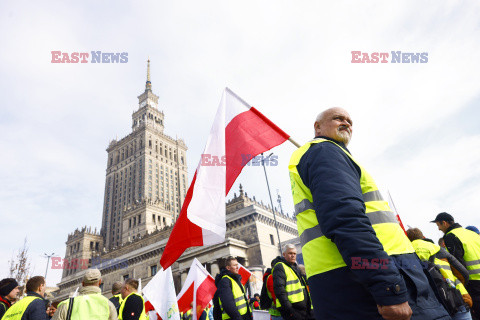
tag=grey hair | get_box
[282,243,296,253]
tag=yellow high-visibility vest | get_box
[447,228,480,281]
[118,292,146,320]
[1,296,40,320]
[272,262,305,308]
[289,138,414,278]
[219,275,249,319]
[58,293,110,320]
[412,239,468,295]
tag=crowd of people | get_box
[2,107,480,320]
[0,270,146,320]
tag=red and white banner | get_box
[160,88,290,269]
[238,262,252,286]
[177,258,216,320]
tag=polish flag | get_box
[177,258,216,320]
[238,263,252,286]
[160,88,290,269]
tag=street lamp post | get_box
[43,253,55,284]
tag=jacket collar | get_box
[27,291,45,300]
[446,222,462,234]
[0,295,12,307]
[314,136,351,153]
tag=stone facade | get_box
[55,61,299,301]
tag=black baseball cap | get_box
[430,212,454,223]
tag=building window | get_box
[151,265,157,276]
[138,215,141,224]
[123,274,129,280]
[270,234,275,245]
[90,242,94,250]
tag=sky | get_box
[1,0,479,286]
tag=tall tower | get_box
[101,60,188,250]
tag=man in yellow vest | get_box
[289,107,450,320]
[433,212,480,319]
[52,268,117,320]
[271,244,313,320]
[216,257,252,320]
[109,281,123,315]
[2,276,48,320]
[118,279,146,320]
[406,228,473,319]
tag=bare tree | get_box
[8,237,32,286]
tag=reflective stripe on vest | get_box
[411,239,468,295]
[1,296,40,320]
[289,138,414,278]
[219,275,249,319]
[448,228,480,280]
[118,292,147,320]
[272,262,305,308]
[58,293,110,320]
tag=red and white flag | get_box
[177,258,216,320]
[160,88,290,268]
[238,263,252,286]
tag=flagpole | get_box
[262,153,283,255]
[288,137,301,148]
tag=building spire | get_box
[146,58,152,91]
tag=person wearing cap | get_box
[118,278,146,320]
[109,281,124,314]
[0,278,20,318]
[289,108,450,319]
[52,269,117,320]
[2,276,48,320]
[433,212,480,320]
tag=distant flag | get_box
[161,88,291,269]
[238,263,252,286]
[387,190,407,234]
[143,267,180,320]
[177,258,216,320]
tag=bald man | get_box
[288,108,450,320]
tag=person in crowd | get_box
[0,278,20,318]
[433,212,480,319]
[271,244,313,320]
[109,281,124,314]
[53,268,117,320]
[215,256,252,320]
[466,226,480,235]
[407,228,472,320]
[119,278,146,320]
[289,107,450,319]
[2,276,49,320]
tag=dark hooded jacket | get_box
[22,291,49,320]
[214,268,252,320]
[271,256,313,320]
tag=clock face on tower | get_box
[140,100,147,108]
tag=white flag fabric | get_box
[143,267,180,320]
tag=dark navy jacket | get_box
[297,136,450,320]
[22,291,49,320]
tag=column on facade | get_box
[210,260,220,277]
[180,271,188,286]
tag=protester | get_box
[2,276,49,320]
[288,107,450,319]
[433,212,480,320]
[119,278,146,320]
[407,228,472,319]
[216,256,252,320]
[53,269,117,320]
[439,238,446,248]
[271,244,313,320]
[0,278,20,318]
[249,294,260,310]
[110,281,124,314]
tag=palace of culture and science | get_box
[55,62,299,300]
